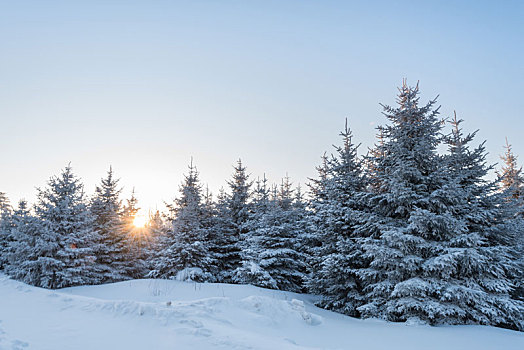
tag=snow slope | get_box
[0,274,523,350]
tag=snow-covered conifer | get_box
[236,176,307,292]
[357,84,523,329]
[308,121,369,315]
[149,161,213,281]
[90,167,130,282]
[123,190,151,278]
[223,160,252,279]
[31,165,101,288]
[0,192,12,269]
[233,175,275,286]
[4,200,43,283]
[497,139,524,301]
[206,188,236,281]
[144,210,168,273]
[498,139,524,211]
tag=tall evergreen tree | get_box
[144,210,168,274]
[308,121,369,315]
[497,138,524,300]
[0,192,10,214]
[208,160,253,282]
[440,115,523,326]
[122,189,149,278]
[149,161,213,281]
[31,165,101,288]
[90,167,130,282]
[498,139,524,211]
[208,187,237,281]
[224,160,252,280]
[357,84,523,329]
[233,175,275,287]
[4,200,43,283]
[0,192,12,269]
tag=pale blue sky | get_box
[1,0,523,211]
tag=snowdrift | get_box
[0,274,523,350]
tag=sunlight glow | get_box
[133,214,147,228]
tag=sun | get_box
[133,214,147,228]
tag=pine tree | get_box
[4,200,43,283]
[90,167,130,282]
[236,176,308,292]
[497,139,524,301]
[149,161,213,281]
[0,192,12,270]
[0,192,10,215]
[31,165,101,288]
[224,160,252,280]
[308,121,369,315]
[144,210,168,274]
[122,189,149,278]
[498,139,524,211]
[291,184,312,275]
[357,84,523,329]
[207,188,236,281]
[437,115,523,327]
[264,177,308,292]
[233,175,275,287]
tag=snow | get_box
[175,267,205,281]
[0,274,523,350]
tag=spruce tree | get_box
[262,177,308,292]
[122,189,149,278]
[497,139,524,301]
[149,161,212,281]
[208,188,237,281]
[233,175,275,287]
[308,121,369,315]
[90,167,130,282]
[32,165,101,288]
[498,139,524,212]
[0,192,12,270]
[207,160,253,282]
[4,200,43,284]
[224,160,252,280]
[438,115,523,327]
[236,176,308,292]
[358,84,523,329]
[144,210,168,274]
[0,192,12,215]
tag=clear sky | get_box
[1,0,523,211]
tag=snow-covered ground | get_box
[0,274,523,350]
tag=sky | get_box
[1,0,523,212]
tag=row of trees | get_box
[0,166,151,288]
[1,83,523,330]
[147,160,309,291]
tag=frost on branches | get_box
[355,84,523,329]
